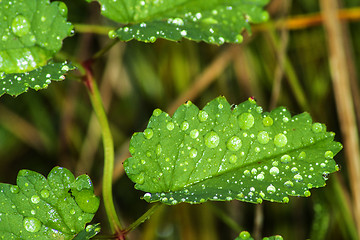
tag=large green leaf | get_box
[0,61,75,97]
[91,0,269,44]
[0,0,74,97]
[124,97,342,205]
[0,167,100,239]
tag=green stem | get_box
[83,63,122,233]
[123,203,163,234]
[74,23,115,35]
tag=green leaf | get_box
[0,0,73,74]
[94,0,269,44]
[235,231,283,240]
[124,97,342,205]
[0,167,100,239]
[0,61,75,97]
[73,223,101,240]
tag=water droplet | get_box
[149,36,156,42]
[153,108,162,116]
[238,113,254,130]
[320,163,326,168]
[180,30,187,37]
[166,122,174,131]
[251,168,257,175]
[204,131,220,148]
[284,180,294,188]
[31,209,36,215]
[229,155,237,164]
[257,131,270,144]
[267,185,276,194]
[40,189,50,198]
[41,16,46,22]
[280,154,291,163]
[190,129,199,139]
[144,128,153,139]
[291,167,298,173]
[181,121,189,131]
[298,151,306,160]
[262,116,273,127]
[74,190,100,214]
[61,65,70,72]
[243,170,250,176]
[239,231,251,239]
[70,209,76,215]
[294,174,303,182]
[325,151,334,159]
[274,133,287,147]
[10,185,19,194]
[134,172,145,184]
[312,122,323,133]
[23,217,42,233]
[256,173,264,181]
[143,193,152,201]
[270,167,279,176]
[282,197,289,203]
[156,144,162,155]
[226,136,242,151]
[31,195,40,204]
[108,30,117,39]
[12,15,31,37]
[198,110,209,122]
[304,190,311,197]
[235,34,243,43]
[189,148,198,158]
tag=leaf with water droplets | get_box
[235,230,283,240]
[90,0,269,44]
[73,223,101,240]
[0,0,74,96]
[0,167,100,239]
[0,61,75,97]
[124,96,342,205]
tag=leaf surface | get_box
[124,97,342,205]
[0,167,100,239]
[0,61,75,97]
[73,223,101,240]
[91,0,269,44]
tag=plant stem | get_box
[83,61,122,233]
[123,203,163,235]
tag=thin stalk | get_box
[74,23,114,35]
[83,62,122,233]
[123,203,163,235]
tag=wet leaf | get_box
[0,61,75,97]
[90,0,269,44]
[0,167,100,239]
[235,231,283,240]
[73,223,101,240]
[124,97,342,205]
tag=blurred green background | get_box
[1,0,360,239]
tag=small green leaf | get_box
[0,167,100,239]
[92,0,269,44]
[0,0,73,74]
[124,97,342,205]
[0,61,75,97]
[73,223,101,240]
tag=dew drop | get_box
[304,190,311,197]
[181,121,189,131]
[280,154,291,164]
[12,15,31,37]
[57,1,68,17]
[229,155,237,164]
[320,163,326,168]
[23,217,42,233]
[144,128,153,139]
[31,195,40,204]
[226,136,242,151]
[108,30,117,39]
[153,108,162,116]
[166,122,175,131]
[61,65,70,72]
[274,133,287,147]
[190,129,199,139]
[235,34,243,43]
[238,113,255,130]
[267,185,276,194]
[269,167,279,176]
[239,231,251,239]
[204,131,220,148]
[291,167,298,173]
[293,174,303,182]
[10,185,19,194]
[298,151,306,160]
[156,144,162,155]
[149,36,156,42]
[70,209,76,215]
[324,150,334,159]
[257,131,270,144]
[143,193,151,201]
[134,172,145,184]
[189,148,198,158]
[312,123,323,133]
[198,110,209,122]
[262,116,273,127]
[284,180,294,188]
[282,197,289,203]
[40,189,49,198]
[256,173,264,181]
